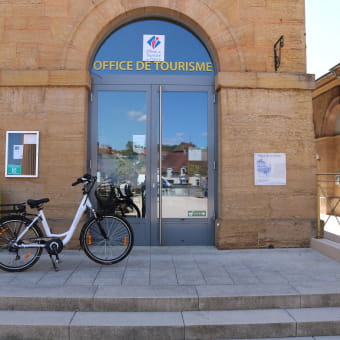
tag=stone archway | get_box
[62,0,244,73]
[322,96,340,137]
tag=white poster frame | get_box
[5,131,39,178]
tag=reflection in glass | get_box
[97,91,147,218]
[159,92,208,218]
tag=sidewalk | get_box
[1,246,340,289]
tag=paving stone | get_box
[196,284,301,310]
[0,285,97,311]
[0,310,73,340]
[70,311,183,340]
[93,285,198,311]
[288,307,340,337]
[183,309,296,340]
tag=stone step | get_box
[324,230,340,243]
[1,307,340,340]
[311,237,340,262]
[2,284,340,312]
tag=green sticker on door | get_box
[188,211,206,217]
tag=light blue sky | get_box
[305,0,340,79]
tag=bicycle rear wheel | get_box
[0,215,43,272]
[80,215,134,265]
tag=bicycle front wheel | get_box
[0,215,43,272]
[80,215,134,265]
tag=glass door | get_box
[91,83,215,245]
[91,85,151,245]
[154,85,215,245]
[89,18,216,245]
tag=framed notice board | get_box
[5,131,39,177]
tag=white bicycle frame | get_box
[14,193,94,248]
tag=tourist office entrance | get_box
[0,1,316,250]
[90,20,216,245]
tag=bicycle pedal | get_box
[49,254,60,272]
[55,254,62,264]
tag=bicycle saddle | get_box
[27,198,50,208]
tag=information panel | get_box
[254,153,286,186]
[5,131,39,177]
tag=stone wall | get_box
[0,86,88,247]
[0,0,306,72]
[215,73,316,249]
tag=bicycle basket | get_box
[118,182,133,198]
[95,183,117,209]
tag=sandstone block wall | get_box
[215,73,316,249]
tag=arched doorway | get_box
[89,19,216,245]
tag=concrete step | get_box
[324,230,340,243]
[311,237,340,262]
[1,307,340,340]
[2,284,340,312]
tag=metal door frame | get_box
[151,83,216,245]
[90,75,216,245]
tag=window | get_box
[91,19,214,76]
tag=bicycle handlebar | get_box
[72,174,94,186]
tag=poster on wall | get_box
[143,34,165,61]
[5,131,39,177]
[254,153,286,185]
[13,145,23,160]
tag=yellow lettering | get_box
[154,61,161,70]
[196,62,205,71]
[169,62,177,71]
[136,61,144,70]
[144,61,151,71]
[178,62,185,71]
[127,61,133,70]
[160,62,169,71]
[206,62,213,72]
[119,61,126,70]
[103,60,109,70]
[93,60,213,73]
[109,61,116,70]
[93,61,102,70]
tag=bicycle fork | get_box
[92,211,109,240]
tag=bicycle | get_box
[0,174,134,272]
